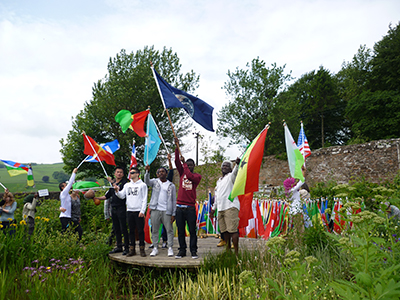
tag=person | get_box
[114,167,147,257]
[94,167,129,255]
[386,203,400,221]
[22,193,38,235]
[174,138,202,259]
[144,162,177,257]
[104,196,115,246]
[59,168,78,233]
[0,190,17,235]
[70,190,83,240]
[211,158,241,255]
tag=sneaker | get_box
[109,247,123,254]
[217,239,226,247]
[122,248,129,255]
[175,251,186,259]
[162,242,167,249]
[149,244,154,249]
[191,252,199,259]
[168,247,174,257]
[150,248,158,257]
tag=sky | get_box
[0,0,399,165]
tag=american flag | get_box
[297,122,311,159]
[129,140,138,170]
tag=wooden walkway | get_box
[109,236,263,269]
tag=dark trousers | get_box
[112,206,129,249]
[176,206,197,254]
[27,216,35,235]
[60,217,72,233]
[71,219,83,241]
[127,211,145,247]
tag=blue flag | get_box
[152,67,214,132]
[144,115,161,165]
[86,139,120,162]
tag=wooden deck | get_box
[109,236,263,269]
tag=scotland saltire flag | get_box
[86,139,120,162]
[297,122,311,159]
[144,114,161,165]
[151,67,214,132]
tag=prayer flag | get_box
[229,126,269,200]
[144,114,161,165]
[115,109,150,137]
[284,123,305,182]
[151,67,214,132]
[27,166,35,187]
[0,160,29,176]
[297,122,311,159]
[82,133,116,166]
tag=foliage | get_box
[60,46,198,179]
[52,170,70,183]
[217,58,292,155]
[41,176,49,183]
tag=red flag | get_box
[255,200,265,237]
[144,208,152,244]
[238,192,254,228]
[131,110,150,137]
[82,133,116,166]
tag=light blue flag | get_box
[86,139,120,162]
[144,115,161,165]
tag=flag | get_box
[82,133,116,166]
[238,192,254,228]
[130,141,138,170]
[0,160,30,176]
[27,166,35,187]
[144,114,161,165]
[229,126,269,200]
[115,109,150,137]
[86,139,120,162]
[284,123,305,182]
[72,181,101,190]
[151,67,214,132]
[297,122,311,160]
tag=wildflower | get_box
[305,256,318,265]
[266,236,286,247]
[7,218,13,222]
[46,267,51,270]
[19,220,27,225]
[25,290,30,293]
[339,237,350,245]
[11,223,17,227]
[35,216,41,220]
[50,258,55,262]
[32,260,39,264]
[373,217,385,224]
[285,250,300,258]
[0,225,2,229]
[41,278,47,283]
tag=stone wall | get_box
[259,138,400,188]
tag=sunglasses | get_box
[130,171,139,174]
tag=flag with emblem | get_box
[229,125,269,200]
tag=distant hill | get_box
[0,162,66,193]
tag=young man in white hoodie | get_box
[114,167,148,257]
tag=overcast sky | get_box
[1,0,399,165]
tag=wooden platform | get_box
[109,236,263,269]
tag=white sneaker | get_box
[168,247,174,257]
[150,248,158,257]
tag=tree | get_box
[60,46,199,178]
[42,176,50,183]
[52,171,69,183]
[344,23,400,141]
[217,58,292,155]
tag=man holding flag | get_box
[211,158,241,255]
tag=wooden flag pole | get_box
[150,62,182,156]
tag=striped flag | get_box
[130,140,138,169]
[27,166,35,187]
[297,122,311,159]
[284,123,305,182]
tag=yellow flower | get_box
[20,220,27,225]
[7,218,13,222]
[11,223,17,227]
[35,216,41,220]
[0,224,3,229]
[43,218,49,222]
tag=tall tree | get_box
[345,23,400,141]
[217,58,292,154]
[60,46,198,178]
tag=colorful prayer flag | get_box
[284,123,305,182]
[151,67,214,132]
[143,114,161,165]
[0,160,30,176]
[115,109,150,137]
[82,133,116,166]
[229,125,269,200]
[297,122,311,160]
[27,166,35,187]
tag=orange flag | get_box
[82,133,116,166]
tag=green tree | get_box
[60,46,199,178]
[42,176,50,183]
[345,23,400,141]
[217,58,292,155]
[52,171,69,183]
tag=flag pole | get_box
[82,132,112,186]
[145,115,150,166]
[150,63,182,155]
[0,181,7,190]
[77,155,90,169]
[149,110,169,153]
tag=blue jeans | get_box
[176,206,197,254]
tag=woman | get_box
[70,190,83,241]
[0,190,17,235]
[22,193,38,235]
